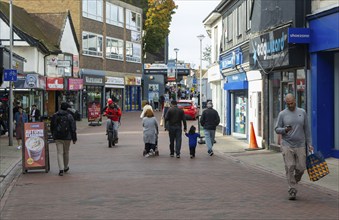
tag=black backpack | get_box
[55,113,70,138]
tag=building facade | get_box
[13,0,144,117]
[307,1,339,158]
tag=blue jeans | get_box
[106,119,119,139]
[168,126,182,155]
[204,129,216,152]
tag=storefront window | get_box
[269,72,281,145]
[233,92,247,134]
[296,69,306,109]
[125,86,140,111]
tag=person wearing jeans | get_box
[200,101,220,156]
[165,100,187,158]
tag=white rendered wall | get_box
[60,17,79,55]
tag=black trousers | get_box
[145,143,156,153]
[168,126,182,155]
[189,147,196,156]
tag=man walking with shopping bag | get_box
[275,93,313,200]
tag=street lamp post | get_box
[197,34,205,115]
[197,34,205,144]
[174,48,179,101]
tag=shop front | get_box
[207,63,225,133]
[105,76,124,110]
[220,47,249,138]
[308,6,339,158]
[224,73,248,138]
[45,77,64,116]
[80,69,105,120]
[13,73,45,117]
[124,76,141,111]
[249,24,307,150]
[66,78,83,116]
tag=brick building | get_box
[12,0,143,115]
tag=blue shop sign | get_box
[224,73,248,90]
[219,48,243,71]
[288,28,311,44]
[4,69,17,81]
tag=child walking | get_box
[185,125,200,158]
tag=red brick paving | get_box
[1,112,338,219]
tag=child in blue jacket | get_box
[185,125,200,158]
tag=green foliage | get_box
[143,0,177,55]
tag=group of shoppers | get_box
[140,93,313,201]
[141,99,220,159]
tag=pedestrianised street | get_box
[0,112,338,220]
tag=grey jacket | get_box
[142,117,158,144]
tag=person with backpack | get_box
[50,102,77,176]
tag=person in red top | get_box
[104,98,122,143]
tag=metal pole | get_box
[9,0,14,146]
[175,51,178,101]
[197,34,205,144]
[174,48,179,101]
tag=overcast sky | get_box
[169,0,221,69]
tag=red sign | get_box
[23,122,46,168]
[46,77,64,90]
[68,78,83,90]
[88,101,101,122]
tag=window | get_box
[106,2,124,27]
[236,7,240,36]
[246,0,252,31]
[106,37,124,60]
[227,13,233,41]
[126,41,141,63]
[82,0,103,22]
[214,26,218,62]
[126,10,141,31]
[82,32,103,57]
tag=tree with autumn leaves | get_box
[143,0,177,56]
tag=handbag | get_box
[160,118,164,126]
[306,151,330,182]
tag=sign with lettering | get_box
[288,28,311,44]
[46,77,64,90]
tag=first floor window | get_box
[82,32,103,57]
[126,42,141,63]
[106,37,123,60]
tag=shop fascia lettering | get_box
[85,76,103,84]
[254,32,286,60]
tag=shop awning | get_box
[224,81,248,90]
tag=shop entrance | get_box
[232,91,247,138]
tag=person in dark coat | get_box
[14,106,28,149]
[30,104,41,122]
[50,102,77,176]
[164,100,187,158]
[200,101,220,156]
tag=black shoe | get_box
[190,155,193,159]
[114,138,118,144]
[288,188,297,200]
[59,170,64,176]
[64,167,69,173]
[209,151,214,156]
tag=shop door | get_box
[232,91,247,138]
[125,86,141,111]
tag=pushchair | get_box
[143,134,159,157]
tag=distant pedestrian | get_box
[165,100,187,158]
[50,102,77,176]
[30,104,41,122]
[142,109,159,157]
[200,101,220,156]
[140,101,153,118]
[153,93,159,111]
[185,125,200,158]
[275,93,313,200]
[161,101,171,131]
[14,106,28,149]
[159,95,165,111]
